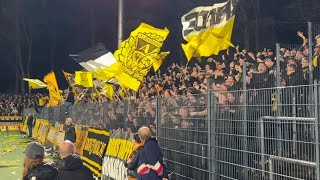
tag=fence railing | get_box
[23,82,320,180]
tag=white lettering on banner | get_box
[101,157,128,180]
[181,0,237,39]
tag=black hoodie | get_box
[24,163,58,180]
[55,154,93,180]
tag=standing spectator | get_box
[56,140,93,180]
[23,142,58,180]
[313,45,320,80]
[64,118,76,143]
[125,134,144,179]
[137,127,168,180]
[27,113,34,137]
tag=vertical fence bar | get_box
[308,22,314,85]
[276,43,282,156]
[242,63,248,177]
[207,78,215,180]
[314,80,320,180]
[155,96,161,137]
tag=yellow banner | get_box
[75,71,94,88]
[43,72,61,106]
[114,23,169,91]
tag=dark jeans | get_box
[28,125,33,137]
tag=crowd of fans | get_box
[0,94,42,116]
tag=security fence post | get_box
[276,43,283,156]
[242,62,248,177]
[155,96,161,137]
[308,22,314,86]
[207,78,216,180]
[314,81,320,180]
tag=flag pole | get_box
[118,0,124,48]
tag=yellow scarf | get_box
[313,55,318,67]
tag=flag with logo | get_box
[43,72,61,106]
[74,71,94,88]
[70,43,123,81]
[181,0,237,61]
[23,78,47,89]
[113,23,170,91]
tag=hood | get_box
[56,154,83,171]
[27,163,58,179]
[145,137,158,144]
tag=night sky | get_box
[0,0,319,93]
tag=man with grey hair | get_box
[137,127,168,180]
[56,140,93,180]
[64,118,76,143]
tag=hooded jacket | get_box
[55,154,93,180]
[23,163,58,180]
[137,138,168,180]
[125,142,144,178]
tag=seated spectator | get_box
[23,142,58,180]
[56,140,93,180]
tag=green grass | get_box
[0,131,31,180]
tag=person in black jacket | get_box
[124,133,144,179]
[27,113,34,137]
[23,142,58,180]
[56,140,93,180]
[64,118,76,143]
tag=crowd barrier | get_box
[0,116,22,131]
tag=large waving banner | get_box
[113,23,169,91]
[43,71,61,106]
[181,0,237,61]
[82,128,110,177]
[101,136,135,180]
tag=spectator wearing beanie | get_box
[23,142,58,180]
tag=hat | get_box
[23,142,45,159]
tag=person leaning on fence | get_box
[64,118,76,143]
[124,133,144,180]
[55,140,93,180]
[23,141,58,180]
[137,127,169,180]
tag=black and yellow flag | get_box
[181,0,237,61]
[74,71,94,88]
[153,51,170,71]
[113,23,169,91]
[43,72,61,106]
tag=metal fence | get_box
[22,81,320,180]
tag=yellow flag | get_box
[181,0,237,61]
[153,51,170,71]
[74,71,94,88]
[101,83,114,100]
[23,78,47,89]
[43,72,61,106]
[114,23,170,91]
[62,70,73,82]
